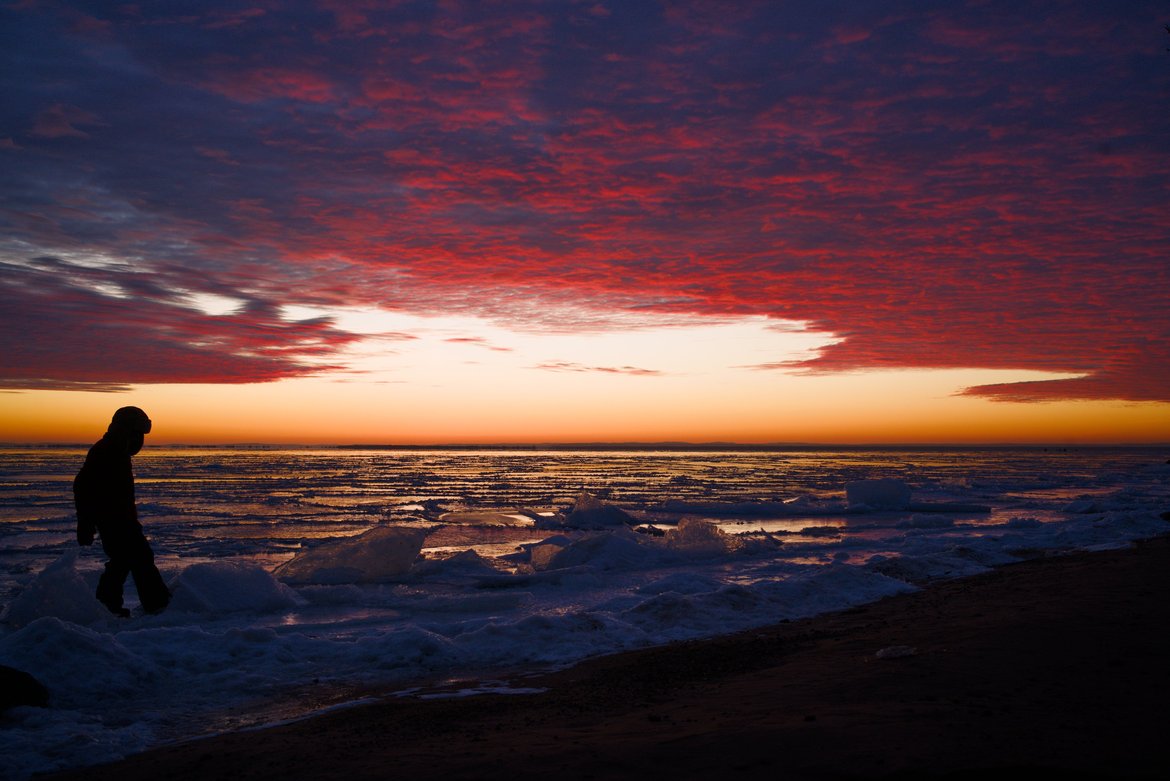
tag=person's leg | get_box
[96,544,131,617]
[125,527,171,614]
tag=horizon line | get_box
[4,440,1168,450]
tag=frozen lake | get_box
[1,446,1168,779]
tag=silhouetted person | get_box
[74,406,171,617]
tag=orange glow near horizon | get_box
[4,392,1168,446]
[3,312,1168,447]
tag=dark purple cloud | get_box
[1,1,1168,401]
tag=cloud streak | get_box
[1,1,1168,402]
[534,362,662,377]
[444,337,514,353]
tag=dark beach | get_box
[44,535,1170,781]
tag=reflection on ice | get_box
[437,511,535,526]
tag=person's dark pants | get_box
[96,522,171,614]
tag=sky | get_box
[2,0,1169,445]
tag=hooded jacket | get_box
[74,431,141,545]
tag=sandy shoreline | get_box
[43,535,1170,780]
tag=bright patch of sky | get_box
[183,291,245,317]
[278,305,840,379]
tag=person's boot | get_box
[96,575,130,617]
[137,574,171,615]
[142,597,169,616]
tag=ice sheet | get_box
[1,447,1168,781]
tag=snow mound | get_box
[846,478,912,510]
[275,525,427,584]
[561,492,636,528]
[411,549,502,579]
[1,551,108,628]
[0,617,152,703]
[169,562,298,613]
[528,521,743,571]
[530,529,658,571]
[664,518,741,556]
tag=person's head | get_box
[108,406,152,455]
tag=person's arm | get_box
[73,469,98,546]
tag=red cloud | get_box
[3,1,1168,402]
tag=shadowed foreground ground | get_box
[46,535,1170,780]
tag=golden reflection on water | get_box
[1,446,1164,573]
